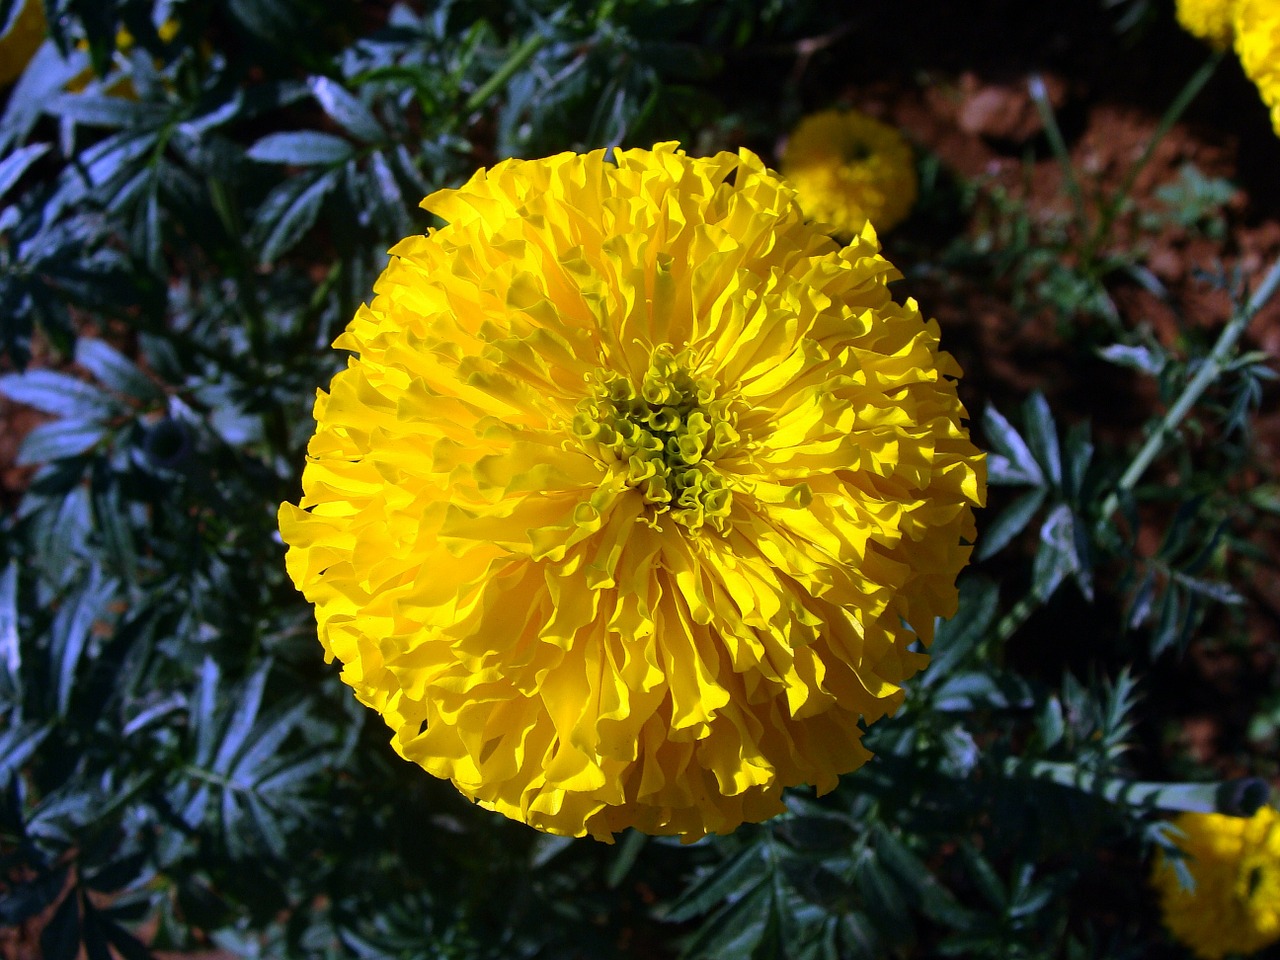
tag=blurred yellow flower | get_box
[780,109,918,239]
[0,0,46,87]
[67,19,181,96]
[1235,0,1280,135]
[1176,0,1239,48]
[1152,805,1280,960]
[279,143,984,841]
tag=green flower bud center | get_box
[575,347,739,534]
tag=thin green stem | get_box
[1003,759,1270,816]
[992,590,1039,646]
[1084,51,1222,263]
[465,32,548,112]
[1098,255,1280,524]
[1028,74,1089,234]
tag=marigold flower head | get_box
[1151,805,1280,960]
[0,0,46,88]
[279,143,984,841]
[1176,0,1239,48]
[780,109,918,239]
[1235,0,1280,136]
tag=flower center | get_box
[573,347,739,534]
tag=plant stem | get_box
[465,32,548,112]
[1085,51,1222,263]
[1002,759,1270,816]
[1028,74,1089,234]
[1098,254,1280,524]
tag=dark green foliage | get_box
[0,1,1276,958]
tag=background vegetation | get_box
[1,0,1278,957]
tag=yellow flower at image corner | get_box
[1234,0,1280,136]
[780,109,918,240]
[278,142,985,842]
[1175,0,1239,48]
[1151,805,1280,960]
[0,0,46,88]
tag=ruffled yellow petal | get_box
[280,142,984,841]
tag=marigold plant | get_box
[279,143,984,841]
[780,109,918,239]
[1175,0,1238,48]
[1151,805,1280,960]
[1234,0,1280,135]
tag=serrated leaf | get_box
[665,844,766,923]
[308,76,383,143]
[74,338,160,401]
[0,560,19,685]
[932,671,1034,711]
[38,881,79,960]
[1097,343,1166,376]
[924,577,999,686]
[99,916,155,960]
[193,658,221,768]
[682,880,772,960]
[46,94,168,129]
[17,420,109,465]
[50,568,116,717]
[1032,504,1078,602]
[0,370,115,418]
[229,701,309,787]
[0,142,49,203]
[256,170,338,264]
[212,663,271,776]
[975,487,1047,561]
[0,866,68,926]
[247,131,354,165]
[1022,392,1062,487]
[0,723,49,780]
[981,405,1043,486]
[874,827,976,931]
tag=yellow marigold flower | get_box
[0,0,46,88]
[1176,0,1239,48]
[279,143,984,841]
[780,109,918,239]
[1235,0,1280,136]
[1151,805,1280,960]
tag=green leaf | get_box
[247,131,355,165]
[50,567,117,717]
[665,844,767,923]
[981,405,1043,486]
[212,663,271,776]
[874,828,976,931]
[976,487,1047,561]
[1097,343,1166,376]
[1031,504,1079,601]
[0,370,115,418]
[46,94,169,129]
[74,338,160,401]
[0,142,50,203]
[18,420,110,465]
[256,170,339,264]
[38,880,80,960]
[1022,392,1062,487]
[923,577,999,685]
[308,77,383,143]
[682,879,772,959]
[0,866,68,926]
